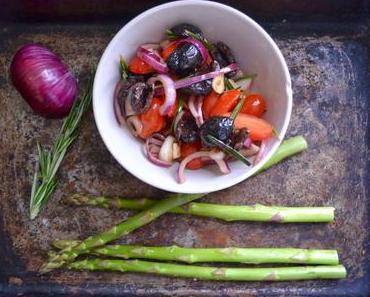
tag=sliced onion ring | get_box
[188,95,204,127]
[126,116,143,137]
[177,150,228,184]
[137,46,168,74]
[148,75,176,116]
[174,63,238,89]
[113,80,126,126]
[144,133,172,167]
[177,37,210,64]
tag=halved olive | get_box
[125,82,153,115]
[210,41,237,78]
[175,112,199,143]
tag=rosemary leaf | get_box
[29,73,94,220]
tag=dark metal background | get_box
[0,1,369,296]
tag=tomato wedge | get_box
[209,89,241,117]
[180,141,206,170]
[224,112,273,141]
[138,98,165,139]
[202,91,219,119]
[128,56,154,74]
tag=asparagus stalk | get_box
[40,193,205,273]
[52,240,339,265]
[256,135,308,174]
[64,195,335,223]
[69,259,347,281]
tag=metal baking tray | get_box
[0,1,369,296]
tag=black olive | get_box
[182,78,212,95]
[170,23,203,39]
[210,41,237,78]
[175,112,199,143]
[230,128,248,150]
[200,117,234,147]
[167,43,203,77]
[129,82,153,114]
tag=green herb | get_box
[272,127,280,139]
[29,73,94,220]
[225,78,234,90]
[206,135,251,166]
[184,29,213,51]
[236,73,257,81]
[230,95,245,120]
[171,96,184,132]
[165,29,179,40]
[119,56,129,80]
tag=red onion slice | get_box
[188,95,204,127]
[177,37,210,64]
[254,140,267,164]
[148,75,176,116]
[113,80,126,126]
[243,137,252,148]
[144,133,172,167]
[126,116,143,137]
[137,46,168,74]
[174,63,238,89]
[177,150,227,184]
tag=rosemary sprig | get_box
[184,29,213,51]
[29,73,94,220]
[119,55,129,80]
[206,135,251,166]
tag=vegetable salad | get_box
[114,23,273,183]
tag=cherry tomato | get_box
[202,91,219,119]
[241,94,267,117]
[180,141,206,170]
[138,98,165,139]
[209,89,241,117]
[162,41,179,61]
[128,56,154,74]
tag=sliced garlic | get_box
[172,142,181,159]
[212,73,225,94]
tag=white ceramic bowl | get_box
[93,0,292,193]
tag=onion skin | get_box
[10,44,78,118]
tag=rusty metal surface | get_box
[0,20,369,297]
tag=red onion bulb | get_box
[10,44,78,118]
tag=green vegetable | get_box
[64,194,335,223]
[30,74,94,220]
[52,240,339,265]
[257,136,308,174]
[69,259,347,281]
[40,193,205,273]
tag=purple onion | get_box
[10,44,78,118]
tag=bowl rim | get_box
[93,0,292,193]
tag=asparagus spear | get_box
[256,135,308,174]
[40,193,205,273]
[69,259,347,281]
[64,195,335,223]
[52,240,339,265]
